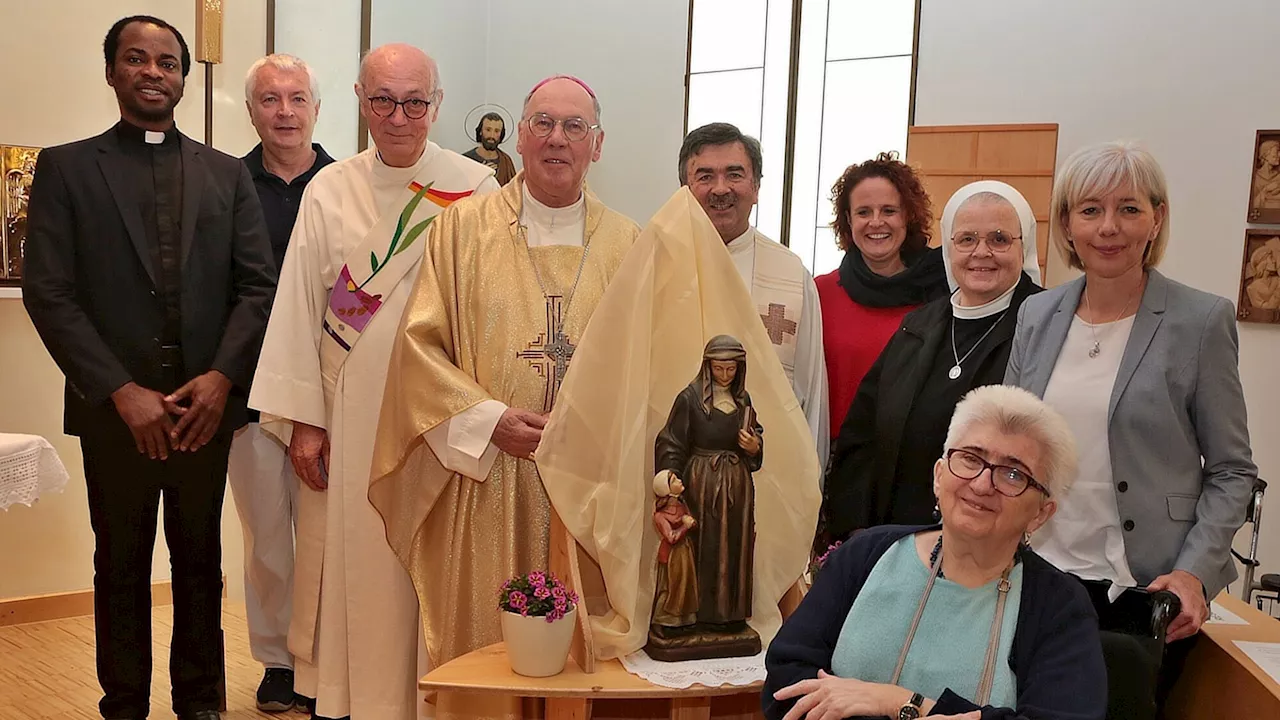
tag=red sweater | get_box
[815,270,920,437]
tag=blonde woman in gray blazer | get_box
[1005,142,1256,656]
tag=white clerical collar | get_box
[521,184,585,231]
[144,130,165,145]
[952,281,1018,319]
[726,227,755,254]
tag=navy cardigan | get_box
[763,525,1106,720]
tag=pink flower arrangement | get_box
[808,540,843,579]
[499,571,579,623]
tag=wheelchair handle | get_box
[1151,590,1182,643]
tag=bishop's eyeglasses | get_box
[945,448,1051,498]
[526,113,600,142]
[951,231,1021,253]
[366,95,434,120]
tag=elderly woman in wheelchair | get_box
[764,386,1106,720]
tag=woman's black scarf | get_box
[837,245,949,308]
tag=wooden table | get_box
[1166,593,1280,718]
[420,643,763,719]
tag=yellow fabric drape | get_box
[368,175,639,673]
[536,188,822,661]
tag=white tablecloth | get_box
[619,649,766,689]
[0,433,69,510]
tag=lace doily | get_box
[0,434,69,510]
[619,649,766,689]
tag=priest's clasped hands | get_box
[110,370,232,460]
[494,408,549,460]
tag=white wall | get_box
[370,0,490,164]
[283,0,690,227]
[0,0,265,603]
[486,0,690,225]
[916,0,1280,581]
[274,0,363,160]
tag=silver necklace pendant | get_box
[948,365,962,380]
[1088,341,1101,358]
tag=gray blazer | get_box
[1005,270,1256,599]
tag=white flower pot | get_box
[501,607,576,677]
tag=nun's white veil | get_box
[940,180,1042,294]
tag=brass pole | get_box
[195,0,224,147]
[204,64,214,146]
[266,0,276,55]
[357,0,372,152]
[779,0,804,248]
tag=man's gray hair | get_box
[944,385,1078,500]
[522,75,602,125]
[244,53,320,104]
[678,122,763,187]
[357,45,440,96]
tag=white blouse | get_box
[1035,313,1139,601]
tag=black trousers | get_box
[80,429,230,719]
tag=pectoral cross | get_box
[760,303,798,346]
[516,296,576,410]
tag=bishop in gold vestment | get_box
[370,163,639,663]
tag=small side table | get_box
[0,433,69,510]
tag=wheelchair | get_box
[1078,581,1181,720]
[1231,478,1280,616]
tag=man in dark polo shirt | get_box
[231,53,334,714]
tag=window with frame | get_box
[685,0,918,277]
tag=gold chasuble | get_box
[535,188,822,660]
[369,175,639,676]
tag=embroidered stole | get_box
[320,158,478,373]
[750,230,806,379]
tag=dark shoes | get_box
[177,711,221,720]
[256,668,296,713]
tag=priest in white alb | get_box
[248,43,499,720]
[368,76,639,716]
[679,122,829,462]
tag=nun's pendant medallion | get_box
[948,365,962,380]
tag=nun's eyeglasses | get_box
[952,231,1021,253]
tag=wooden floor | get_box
[0,604,306,719]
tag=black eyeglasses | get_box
[951,231,1021,253]
[525,112,599,142]
[946,448,1051,498]
[366,94,434,120]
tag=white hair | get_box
[244,53,320,104]
[357,44,440,95]
[944,385,1078,500]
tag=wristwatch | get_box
[897,692,924,720]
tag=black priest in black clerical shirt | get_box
[22,15,275,720]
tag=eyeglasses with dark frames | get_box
[946,448,1051,498]
[366,94,435,120]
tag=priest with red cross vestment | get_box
[678,122,829,464]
